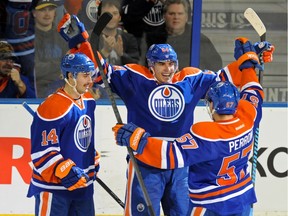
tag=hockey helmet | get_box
[146,44,178,71]
[205,81,240,115]
[61,53,95,77]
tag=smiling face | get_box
[33,6,57,30]
[151,61,177,84]
[0,41,15,78]
[74,72,93,94]
[0,59,14,78]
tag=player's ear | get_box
[150,67,155,75]
[67,72,73,79]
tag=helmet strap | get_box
[64,77,82,98]
[206,102,215,121]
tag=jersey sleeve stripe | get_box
[31,146,61,160]
[36,154,62,174]
[189,177,251,199]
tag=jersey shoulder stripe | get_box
[82,91,95,100]
[192,102,255,140]
[125,64,155,79]
[172,67,202,82]
[37,91,73,120]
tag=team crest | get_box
[86,0,98,23]
[74,115,92,152]
[148,85,185,122]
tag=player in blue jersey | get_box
[57,14,273,215]
[0,40,35,98]
[112,37,274,215]
[27,52,100,216]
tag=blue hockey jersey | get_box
[27,89,97,199]
[96,61,240,139]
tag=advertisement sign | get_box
[0,103,287,215]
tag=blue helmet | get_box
[206,81,240,115]
[61,53,95,77]
[146,44,178,70]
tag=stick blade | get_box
[92,12,113,36]
[244,8,266,38]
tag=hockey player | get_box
[112,37,274,215]
[57,14,273,215]
[27,52,100,216]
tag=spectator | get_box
[33,0,68,98]
[88,0,140,99]
[27,52,99,216]
[93,0,140,65]
[0,41,35,98]
[0,0,37,95]
[146,0,223,70]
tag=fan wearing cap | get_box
[33,0,68,98]
[35,1,57,10]
[0,41,36,98]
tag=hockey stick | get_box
[244,8,266,84]
[90,12,156,216]
[96,177,125,208]
[244,8,266,216]
[22,101,125,209]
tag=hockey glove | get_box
[57,13,89,49]
[254,41,275,64]
[112,123,150,154]
[55,159,89,191]
[234,37,262,71]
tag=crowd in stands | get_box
[0,0,222,99]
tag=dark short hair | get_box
[97,0,121,18]
[0,41,17,61]
[163,0,190,14]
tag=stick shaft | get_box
[96,178,125,208]
[22,101,34,116]
[90,13,155,215]
[244,8,266,215]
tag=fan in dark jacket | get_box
[90,0,140,65]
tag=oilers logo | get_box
[74,115,92,152]
[85,0,98,23]
[148,85,185,122]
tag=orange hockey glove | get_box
[234,37,262,71]
[112,123,150,154]
[55,159,89,191]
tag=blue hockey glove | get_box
[112,123,150,154]
[254,41,275,64]
[55,159,89,191]
[57,14,89,49]
[234,37,262,71]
